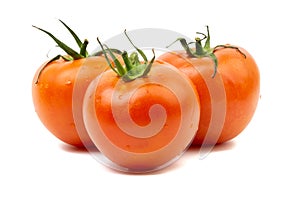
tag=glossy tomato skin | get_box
[158,46,260,145]
[83,62,200,172]
[32,56,108,147]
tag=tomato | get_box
[32,20,110,147]
[82,36,200,172]
[159,27,260,145]
[33,57,109,147]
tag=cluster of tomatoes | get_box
[32,20,260,173]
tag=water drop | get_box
[65,80,72,85]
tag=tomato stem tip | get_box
[33,20,90,84]
[166,26,246,78]
[97,32,155,82]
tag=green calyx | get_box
[97,30,155,82]
[33,20,90,84]
[167,26,246,78]
[33,19,89,60]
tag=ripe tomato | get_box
[159,27,260,145]
[83,62,200,172]
[32,20,111,147]
[33,57,109,147]
[82,36,200,172]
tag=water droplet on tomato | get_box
[65,80,72,85]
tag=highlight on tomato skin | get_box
[83,62,200,172]
[32,56,110,147]
[81,34,200,173]
[159,26,260,145]
[32,21,260,173]
[32,20,110,147]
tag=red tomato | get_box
[159,27,260,145]
[83,62,200,172]
[82,36,200,172]
[32,20,110,147]
[33,57,109,147]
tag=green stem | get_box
[203,25,211,50]
[80,39,89,57]
[122,51,133,72]
[32,25,83,60]
[33,20,91,84]
[195,37,204,55]
[129,52,141,66]
[166,38,195,57]
[124,29,148,62]
[96,37,125,76]
[103,44,125,76]
[58,19,83,48]
[208,53,218,78]
[96,33,155,82]
[167,26,246,78]
[142,49,155,76]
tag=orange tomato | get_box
[83,36,200,172]
[32,20,112,147]
[83,62,200,172]
[32,57,109,147]
[159,27,260,145]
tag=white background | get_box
[1,0,299,199]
